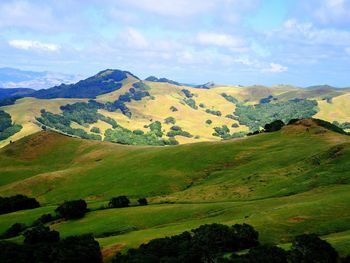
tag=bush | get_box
[167,126,193,138]
[184,98,198,109]
[32,213,55,226]
[1,223,27,239]
[24,225,59,245]
[264,120,285,132]
[170,106,178,112]
[90,127,101,134]
[206,109,222,116]
[0,195,40,215]
[138,198,148,206]
[109,196,130,208]
[55,234,102,263]
[242,245,287,263]
[231,123,239,128]
[288,234,338,263]
[55,200,88,219]
[206,119,212,125]
[164,117,176,125]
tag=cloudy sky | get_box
[0,0,349,86]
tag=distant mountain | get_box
[0,67,80,90]
[194,81,215,89]
[0,88,35,100]
[145,76,180,86]
[32,69,138,99]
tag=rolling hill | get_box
[0,69,349,148]
[0,119,350,260]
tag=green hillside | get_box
[0,119,350,260]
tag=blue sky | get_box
[0,0,349,87]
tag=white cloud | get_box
[314,0,350,26]
[197,32,246,50]
[274,19,350,46]
[263,63,288,73]
[9,40,59,51]
[122,28,149,49]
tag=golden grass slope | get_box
[1,81,350,148]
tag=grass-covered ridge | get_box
[0,119,350,260]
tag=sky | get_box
[0,0,349,87]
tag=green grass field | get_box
[0,119,350,261]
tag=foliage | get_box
[231,123,239,128]
[90,127,100,134]
[24,225,60,244]
[0,96,21,107]
[37,110,102,141]
[0,110,22,140]
[165,117,176,125]
[264,120,285,132]
[226,114,238,120]
[231,132,246,138]
[113,223,259,263]
[333,121,350,130]
[0,195,39,215]
[199,103,206,108]
[149,121,163,137]
[182,89,194,98]
[259,95,277,104]
[234,245,287,263]
[55,200,88,220]
[1,223,27,239]
[145,76,180,86]
[213,125,231,139]
[170,106,178,112]
[138,198,148,206]
[184,98,198,109]
[221,93,238,104]
[0,233,101,263]
[288,234,338,263]
[234,99,318,131]
[167,126,193,138]
[206,109,222,116]
[109,196,130,208]
[313,119,348,135]
[206,119,212,125]
[104,126,166,146]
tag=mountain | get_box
[0,87,35,100]
[0,119,349,260]
[0,68,349,148]
[0,67,80,90]
[32,69,138,99]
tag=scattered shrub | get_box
[138,198,148,206]
[24,225,60,245]
[55,200,88,220]
[90,127,101,134]
[109,196,130,208]
[206,119,212,125]
[1,223,27,239]
[0,195,40,215]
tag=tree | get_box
[109,196,130,208]
[138,198,148,206]
[288,234,338,263]
[24,225,59,245]
[0,195,40,215]
[264,120,285,132]
[231,223,259,250]
[54,234,102,263]
[1,223,27,239]
[245,245,287,263]
[55,199,88,219]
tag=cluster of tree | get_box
[0,225,101,263]
[108,196,148,208]
[145,76,181,86]
[32,69,128,99]
[149,121,163,137]
[0,110,22,141]
[113,223,347,263]
[164,117,176,125]
[55,199,88,219]
[0,194,39,215]
[221,93,238,104]
[259,95,278,104]
[213,125,246,140]
[170,106,178,112]
[333,121,350,130]
[184,98,198,109]
[182,89,194,98]
[90,127,101,134]
[0,96,21,107]
[234,99,318,131]
[105,125,178,146]
[37,110,102,141]
[206,109,222,116]
[167,125,193,138]
[225,114,239,120]
[113,223,259,263]
[104,81,150,118]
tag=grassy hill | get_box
[0,70,349,147]
[0,119,350,260]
